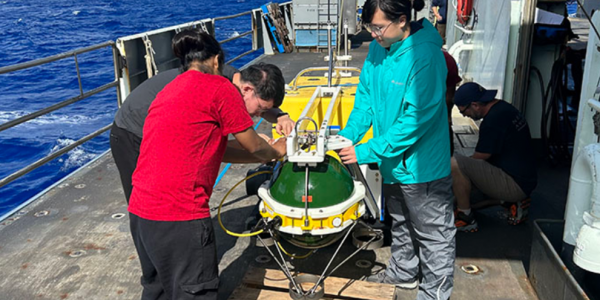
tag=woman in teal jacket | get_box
[338,0,456,299]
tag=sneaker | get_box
[455,210,478,232]
[365,272,418,289]
[506,198,531,225]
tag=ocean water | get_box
[0,0,283,218]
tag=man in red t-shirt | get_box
[127,30,285,300]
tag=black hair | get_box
[362,0,425,24]
[172,29,224,73]
[240,63,285,108]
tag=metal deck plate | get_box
[0,39,570,300]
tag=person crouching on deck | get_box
[451,82,537,232]
[127,30,286,300]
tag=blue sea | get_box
[0,0,283,218]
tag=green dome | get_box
[269,155,354,208]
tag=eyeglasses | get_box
[253,94,270,114]
[365,21,394,37]
[459,103,471,116]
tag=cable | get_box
[276,241,315,259]
[218,165,313,259]
[529,66,546,118]
[594,74,600,100]
[217,170,272,237]
[575,0,600,42]
[540,50,578,164]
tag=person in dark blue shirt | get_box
[432,0,448,42]
[451,82,537,232]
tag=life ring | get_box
[457,0,473,25]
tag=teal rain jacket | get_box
[339,19,450,185]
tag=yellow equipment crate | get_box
[273,68,373,161]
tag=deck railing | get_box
[0,1,293,198]
[214,10,259,65]
[0,42,122,189]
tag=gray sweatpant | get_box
[383,175,456,300]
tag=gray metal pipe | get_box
[344,20,349,67]
[0,42,115,75]
[226,49,257,65]
[213,10,253,21]
[327,22,334,88]
[0,81,118,133]
[218,30,253,44]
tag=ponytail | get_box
[413,0,425,12]
[172,29,224,72]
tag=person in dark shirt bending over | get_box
[452,82,537,232]
[110,36,293,202]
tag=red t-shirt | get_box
[128,70,254,221]
[443,51,461,88]
[443,51,462,119]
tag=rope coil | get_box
[143,35,159,78]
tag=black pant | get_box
[109,123,141,202]
[129,214,219,300]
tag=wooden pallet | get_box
[263,3,293,53]
[228,268,396,300]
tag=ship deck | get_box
[0,35,572,299]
